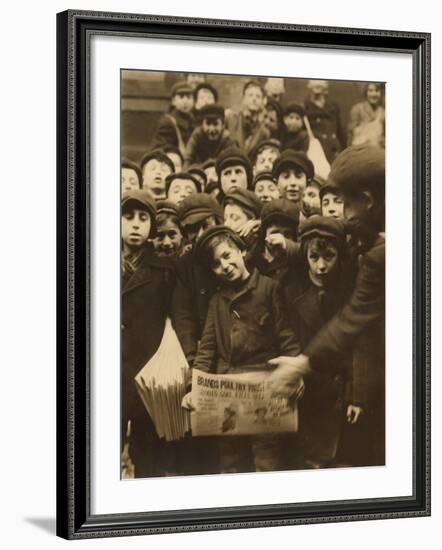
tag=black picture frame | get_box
[56,9,431,540]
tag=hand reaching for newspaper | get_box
[346,404,364,424]
[181,391,195,411]
[267,354,311,398]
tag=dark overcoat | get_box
[304,99,346,163]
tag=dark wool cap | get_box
[284,102,306,118]
[252,171,277,189]
[261,198,300,233]
[156,199,180,218]
[273,149,314,182]
[165,172,202,195]
[194,225,246,264]
[327,145,385,199]
[223,188,263,219]
[121,158,142,187]
[170,80,193,97]
[194,82,219,103]
[178,193,223,227]
[299,215,346,244]
[202,158,216,170]
[249,138,281,163]
[319,181,341,201]
[199,103,225,121]
[215,146,253,188]
[122,189,157,235]
[188,165,208,186]
[140,150,176,174]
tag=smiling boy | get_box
[273,149,314,209]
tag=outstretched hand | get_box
[267,354,311,398]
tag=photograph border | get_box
[56,9,431,539]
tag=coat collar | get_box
[122,247,170,294]
[291,285,324,332]
[217,268,260,302]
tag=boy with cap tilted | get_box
[121,158,142,194]
[140,150,175,201]
[223,188,262,251]
[281,103,309,152]
[121,190,176,478]
[273,149,315,210]
[268,145,386,466]
[185,104,236,167]
[183,226,301,473]
[165,172,201,205]
[215,145,253,198]
[152,81,196,156]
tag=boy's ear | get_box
[362,190,375,211]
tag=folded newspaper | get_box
[190,369,298,436]
[135,319,190,441]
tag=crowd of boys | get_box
[121,74,386,478]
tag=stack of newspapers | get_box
[135,319,190,441]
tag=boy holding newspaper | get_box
[182,225,302,473]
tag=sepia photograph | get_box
[120,70,386,480]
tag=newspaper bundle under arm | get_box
[190,368,298,437]
[135,318,190,441]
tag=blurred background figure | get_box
[264,77,286,103]
[304,80,346,163]
[347,82,385,147]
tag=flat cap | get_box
[199,103,225,120]
[260,198,300,233]
[299,215,345,244]
[249,138,281,163]
[284,102,306,118]
[194,225,246,264]
[273,149,314,182]
[170,80,193,97]
[121,189,157,234]
[215,146,253,188]
[223,188,263,219]
[178,193,223,227]
[327,145,385,198]
[252,171,277,190]
[165,172,202,195]
[155,199,180,217]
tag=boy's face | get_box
[302,184,321,217]
[220,165,248,194]
[284,112,303,133]
[210,241,248,283]
[172,92,194,113]
[366,84,382,106]
[122,167,140,194]
[204,165,217,184]
[306,240,338,287]
[321,192,344,219]
[185,215,217,244]
[202,117,224,141]
[166,152,183,173]
[195,89,216,110]
[254,178,280,203]
[242,85,265,113]
[142,159,173,200]
[277,168,307,203]
[122,208,151,249]
[263,108,279,132]
[153,217,183,257]
[167,178,198,205]
[254,147,279,175]
[224,203,250,233]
